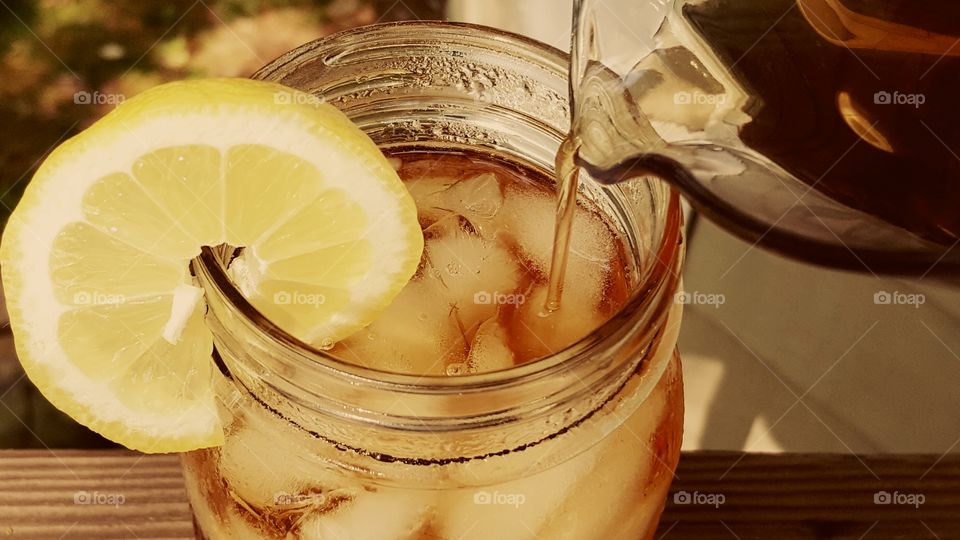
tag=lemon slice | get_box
[0,78,423,452]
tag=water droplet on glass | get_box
[319,338,335,350]
[446,362,467,376]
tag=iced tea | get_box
[184,21,686,540]
[183,150,684,539]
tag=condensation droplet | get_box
[445,362,467,376]
[318,338,335,350]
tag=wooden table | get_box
[1,450,957,539]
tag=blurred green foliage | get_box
[0,0,445,221]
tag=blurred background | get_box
[1,0,959,458]
[0,0,445,448]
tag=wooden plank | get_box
[0,450,958,539]
[661,452,960,539]
[0,450,194,539]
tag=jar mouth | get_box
[255,20,572,83]
[194,21,684,395]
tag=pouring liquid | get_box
[545,0,960,303]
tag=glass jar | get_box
[183,21,685,540]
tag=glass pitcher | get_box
[570,0,960,276]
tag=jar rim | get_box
[194,21,684,395]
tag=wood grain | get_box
[661,452,960,539]
[0,450,957,539]
[0,450,192,539]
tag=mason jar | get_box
[183,21,685,540]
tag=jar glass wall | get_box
[183,21,685,540]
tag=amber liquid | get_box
[683,0,960,244]
[326,150,633,373]
[544,137,581,313]
[182,151,683,539]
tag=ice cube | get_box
[496,184,616,297]
[408,173,505,236]
[406,175,460,226]
[447,173,503,217]
[438,173,504,238]
[509,284,608,362]
[217,408,344,509]
[536,385,670,539]
[424,226,521,331]
[299,487,434,540]
[465,316,515,373]
[438,446,596,540]
[335,279,468,375]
